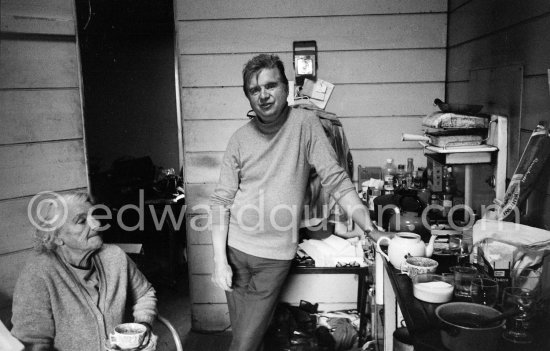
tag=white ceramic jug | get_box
[376,232,436,269]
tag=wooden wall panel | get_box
[342,117,424,149]
[186,214,212,245]
[1,0,74,21]
[178,15,447,55]
[188,245,214,274]
[190,275,227,303]
[184,120,248,152]
[448,0,550,47]
[445,81,469,103]
[181,88,250,120]
[0,198,36,255]
[0,141,87,199]
[180,50,445,88]
[185,152,224,184]
[0,250,32,310]
[0,40,78,89]
[327,83,444,117]
[0,90,82,145]
[185,184,216,215]
[468,65,524,176]
[522,76,550,128]
[447,16,550,82]
[449,0,470,12]
[0,0,87,322]
[321,50,446,84]
[178,0,447,20]
[182,83,443,121]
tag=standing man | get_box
[210,54,380,351]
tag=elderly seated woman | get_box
[11,191,157,351]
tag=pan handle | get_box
[402,133,430,142]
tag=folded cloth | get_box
[299,235,364,267]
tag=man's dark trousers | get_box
[225,246,292,351]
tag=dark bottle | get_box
[396,164,406,189]
[442,166,456,217]
[405,158,414,189]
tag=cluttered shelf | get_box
[289,246,374,346]
[381,256,550,351]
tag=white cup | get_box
[109,323,148,350]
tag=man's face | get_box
[246,68,288,123]
[57,200,103,254]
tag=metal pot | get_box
[435,302,504,351]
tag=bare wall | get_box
[0,0,88,324]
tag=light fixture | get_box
[293,40,317,86]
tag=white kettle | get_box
[376,232,437,269]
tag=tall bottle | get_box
[405,158,414,189]
[442,166,456,217]
[383,158,397,194]
[396,164,406,190]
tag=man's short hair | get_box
[242,54,289,97]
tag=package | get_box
[422,112,489,129]
[475,239,514,293]
[497,122,550,221]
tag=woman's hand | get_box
[212,260,233,291]
[136,322,156,350]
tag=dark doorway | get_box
[75,0,180,195]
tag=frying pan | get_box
[434,98,483,115]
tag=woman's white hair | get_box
[33,191,92,252]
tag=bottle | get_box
[383,158,397,194]
[413,168,424,189]
[442,166,456,217]
[368,188,381,218]
[444,166,457,195]
[405,158,414,189]
[396,164,406,190]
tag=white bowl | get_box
[412,273,454,303]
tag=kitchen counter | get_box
[382,258,550,351]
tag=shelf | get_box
[416,114,508,209]
[420,141,497,164]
